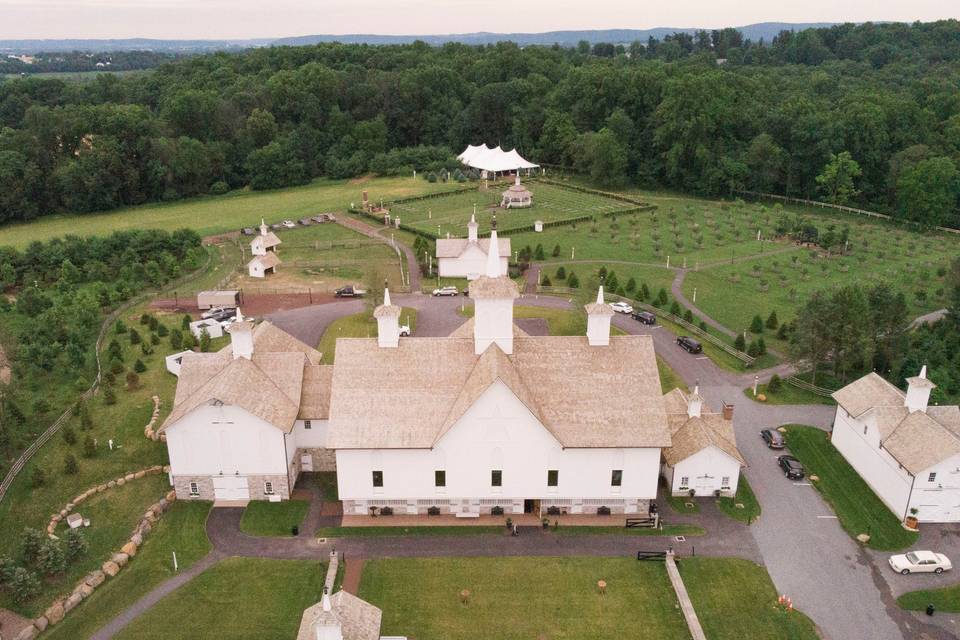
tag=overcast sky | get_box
[0,0,956,40]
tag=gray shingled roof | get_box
[661,388,745,466]
[435,237,511,259]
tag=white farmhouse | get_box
[435,214,510,280]
[661,386,744,497]
[831,368,960,523]
[247,252,281,278]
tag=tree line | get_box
[1,20,959,226]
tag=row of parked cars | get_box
[758,428,952,576]
[240,214,336,235]
[609,301,705,354]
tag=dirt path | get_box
[0,343,10,384]
[341,557,365,595]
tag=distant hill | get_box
[0,23,839,54]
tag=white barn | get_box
[435,214,510,280]
[247,219,282,278]
[248,252,281,278]
[661,386,744,497]
[831,368,960,523]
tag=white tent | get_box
[457,144,539,173]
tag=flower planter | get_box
[905,516,919,530]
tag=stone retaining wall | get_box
[17,466,177,640]
[142,395,165,442]
[299,447,336,472]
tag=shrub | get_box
[129,329,141,345]
[734,334,747,351]
[9,567,40,603]
[640,283,650,301]
[156,323,169,337]
[104,371,116,387]
[134,359,147,373]
[552,244,561,257]
[426,171,437,183]
[148,316,159,332]
[83,436,97,458]
[103,387,117,405]
[656,288,668,306]
[683,309,693,322]
[596,506,611,516]
[491,506,504,516]
[150,333,160,345]
[626,277,636,292]
[427,506,441,516]
[0,556,16,587]
[567,272,580,288]
[750,315,764,333]
[30,466,45,488]
[669,301,681,316]
[757,337,767,355]
[556,266,566,280]
[181,314,191,330]
[542,275,552,286]
[776,323,789,340]
[768,374,783,392]
[110,359,125,375]
[747,341,760,357]
[37,539,66,576]
[107,339,123,361]
[534,244,545,260]
[126,371,141,390]
[210,180,230,195]
[21,528,44,565]
[199,328,211,353]
[766,310,779,330]
[63,453,79,475]
[140,313,151,326]
[379,506,394,516]
[114,320,128,334]
[170,328,184,350]
[546,506,561,516]
[80,404,93,430]
[141,341,153,356]
[62,426,77,446]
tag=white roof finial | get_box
[485,228,501,278]
[596,286,604,305]
[470,212,476,224]
[321,591,331,612]
[383,287,391,307]
[235,307,244,322]
[693,382,700,395]
[919,365,927,379]
[515,173,520,186]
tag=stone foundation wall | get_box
[298,447,337,472]
[247,474,291,500]
[343,497,651,516]
[172,475,216,501]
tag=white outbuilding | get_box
[435,214,510,280]
[250,219,281,256]
[189,318,224,341]
[831,368,960,523]
[501,174,533,209]
[661,386,745,497]
[248,251,281,278]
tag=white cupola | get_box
[467,213,479,242]
[374,287,401,348]
[259,218,268,236]
[469,225,519,355]
[687,383,703,418]
[584,286,614,346]
[228,308,255,360]
[904,365,936,413]
[312,590,343,640]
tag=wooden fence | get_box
[536,286,756,366]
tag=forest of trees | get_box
[1,20,959,227]
[0,50,181,75]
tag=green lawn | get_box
[44,501,212,640]
[784,425,919,550]
[665,492,700,514]
[717,473,761,524]
[898,584,960,612]
[114,557,323,640]
[391,181,636,237]
[678,557,820,640]
[317,307,417,364]
[1,176,461,249]
[314,471,338,501]
[359,557,690,640]
[240,499,311,537]
[657,355,687,393]
[744,382,835,406]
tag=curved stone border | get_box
[143,396,165,442]
[18,472,176,640]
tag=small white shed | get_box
[190,318,224,340]
[248,252,281,278]
[196,290,239,310]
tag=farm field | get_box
[0,175,461,249]
[226,222,406,294]
[389,181,636,238]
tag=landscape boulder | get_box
[166,490,177,502]
[78,583,95,598]
[14,625,39,640]
[112,552,129,567]
[134,470,145,479]
[63,592,83,613]
[107,480,116,489]
[102,560,121,577]
[44,601,65,625]
[116,478,126,486]
[131,533,144,546]
[121,541,138,557]
[85,569,105,588]
[33,616,49,632]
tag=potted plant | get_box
[491,506,504,516]
[905,508,919,530]
[542,517,550,529]
[505,516,513,529]
[688,488,696,498]
[597,506,611,516]
[380,506,393,516]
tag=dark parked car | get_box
[761,429,785,449]
[334,286,365,298]
[677,336,703,353]
[778,455,805,480]
[241,227,255,236]
[632,310,656,325]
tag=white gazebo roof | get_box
[458,144,539,172]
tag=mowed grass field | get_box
[1,175,461,249]
[389,181,635,237]
[359,556,818,640]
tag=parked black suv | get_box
[778,455,805,480]
[632,310,656,325]
[677,336,702,353]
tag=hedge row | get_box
[537,178,649,206]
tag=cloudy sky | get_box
[0,0,956,40]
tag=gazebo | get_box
[501,173,533,208]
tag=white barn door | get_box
[301,454,314,472]
[213,476,249,500]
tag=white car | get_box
[432,286,459,297]
[399,324,411,337]
[888,550,952,575]
[282,220,296,228]
[610,301,634,314]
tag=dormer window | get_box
[929,472,937,483]
[304,420,312,430]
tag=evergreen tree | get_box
[62,426,77,445]
[750,314,764,333]
[65,529,88,563]
[567,272,580,288]
[10,567,41,603]
[766,310,779,330]
[734,333,747,351]
[640,283,650,301]
[534,244,545,260]
[37,539,66,576]
[170,328,184,350]
[83,436,97,458]
[626,277,636,292]
[20,528,44,565]
[556,266,566,280]
[63,453,79,475]
[181,314,191,330]
[757,336,767,355]
[129,328,141,345]
[30,466,45,488]
[134,359,147,373]
[768,374,783,392]
[552,244,561,257]
[670,300,681,315]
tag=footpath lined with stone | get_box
[664,551,707,640]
